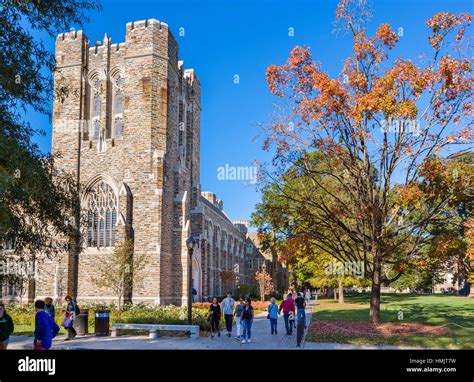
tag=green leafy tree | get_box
[90,240,148,309]
[0,1,101,264]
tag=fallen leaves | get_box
[308,319,449,337]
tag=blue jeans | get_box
[242,319,252,340]
[297,308,306,328]
[283,313,292,334]
[270,318,278,334]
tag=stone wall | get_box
[35,20,200,305]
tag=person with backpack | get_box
[221,292,235,338]
[63,295,79,341]
[267,297,279,335]
[44,297,55,320]
[233,297,245,340]
[295,292,307,329]
[0,303,14,350]
[279,293,295,335]
[34,300,60,350]
[240,298,254,344]
[208,297,221,338]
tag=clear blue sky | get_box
[28,0,473,224]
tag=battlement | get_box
[184,69,196,83]
[126,18,168,32]
[110,42,126,52]
[56,18,174,54]
[56,29,86,41]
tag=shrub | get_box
[251,300,270,312]
[237,284,250,297]
[5,303,212,331]
[269,291,283,300]
[6,299,282,333]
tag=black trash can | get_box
[94,307,110,336]
[73,309,89,336]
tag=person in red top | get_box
[279,294,296,335]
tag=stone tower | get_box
[35,19,201,305]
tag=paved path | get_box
[8,301,428,350]
[9,301,315,350]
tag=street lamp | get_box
[186,235,197,325]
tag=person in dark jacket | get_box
[208,297,221,338]
[0,303,14,350]
[34,300,60,350]
[240,298,254,344]
[294,292,307,329]
[63,295,79,340]
[44,297,55,320]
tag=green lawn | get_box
[307,294,474,349]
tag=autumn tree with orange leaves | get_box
[260,0,473,323]
[255,268,273,302]
[220,270,237,293]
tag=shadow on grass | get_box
[310,294,474,349]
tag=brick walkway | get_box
[9,301,315,350]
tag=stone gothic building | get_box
[23,19,288,306]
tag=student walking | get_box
[0,303,14,350]
[62,295,80,341]
[279,293,295,335]
[234,297,245,340]
[267,297,279,335]
[285,292,296,331]
[44,297,55,320]
[34,300,60,350]
[209,297,221,338]
[305,289,311,305]
[241,298,254,344]
[221,292,235,337]
[295,292,307,329]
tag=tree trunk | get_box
[123,242,134,305]
[333,287,338,301]
[338,279,344,304]
[370,257,381,324]
[27,277,36,304]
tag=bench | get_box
[111,323,200,339]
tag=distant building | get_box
[240,227,288,295]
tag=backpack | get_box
[70,302,80,315]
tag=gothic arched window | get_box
[90,76,101,141]
[87,181,118,248]
[111,73,124,139]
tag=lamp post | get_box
[186,235,197,325]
